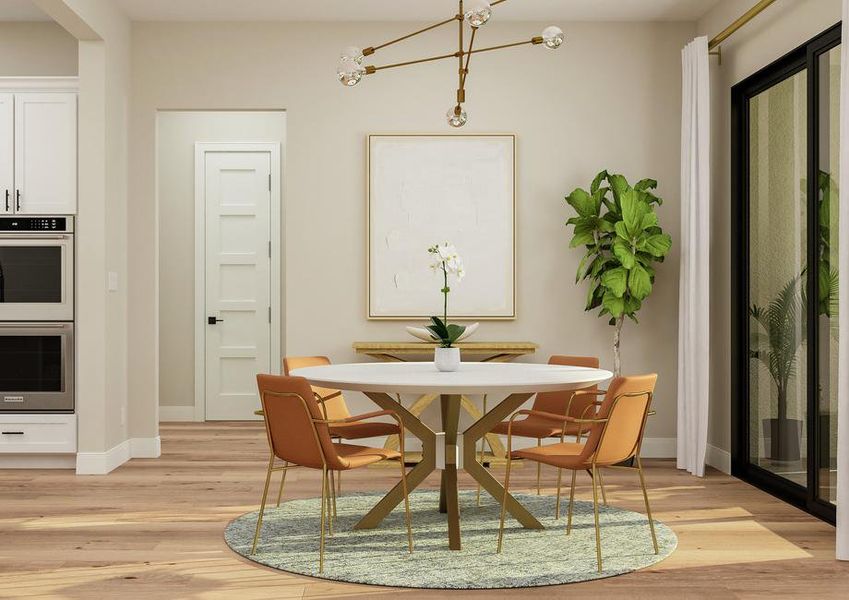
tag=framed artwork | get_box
[367,134,516,320]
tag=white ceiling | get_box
[1,0,723,23]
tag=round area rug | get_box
[224,490,676,589]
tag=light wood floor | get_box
[1,422,847,599]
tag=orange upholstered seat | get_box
[251,374,413,572]
[497,373,660,573]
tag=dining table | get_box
[290,360,613,550]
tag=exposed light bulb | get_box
[447,106,468,128]
[464,0,492,27]
[337,57,364,86]
[340,46,365,65]
[541,26,564,49]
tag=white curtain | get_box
[677,37,711,477]
[837,0,849,561]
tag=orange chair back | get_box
[256,374,345,470]
[283,356,351,421]
[578,374,657,466]
[533,355,600,417]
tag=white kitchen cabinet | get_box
[13,93,77,215]
[0,414,77,454]
[0,94,12,215]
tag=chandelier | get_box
[336,0,564,127]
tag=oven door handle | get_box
[0,324,69,329]
[0,235,69,240]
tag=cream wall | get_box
[156,111,287,410]
[0,21,77,76]
[133,20,692,444]
[697,0,842,456]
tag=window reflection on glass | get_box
[748,69,808,484]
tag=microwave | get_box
[0,216,73,321]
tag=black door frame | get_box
[731,22,840,525]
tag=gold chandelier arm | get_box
[460,27,478,91]
[491,0,510,6]
[364,14,461,56]
[365,36,543,76]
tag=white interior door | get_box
[203,150,273,420]
[0,94,13,215]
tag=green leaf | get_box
[635,178,658,191]
[608,174,629,203]
[569,230,595,248]
[576,253,596,282]
[590,170,608,195]
[586,282,604,311]
[620,188,648,236]
[602,290,625,317]
[641,211,658,230]
[641,233,672,257]
[566,188,596,218]
[601,267,627,298]
[628,264,652,300]
[612,238,636,269]
[446,323,466,343]
[614,221,631,241]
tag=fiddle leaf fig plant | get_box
[565,170,672,375]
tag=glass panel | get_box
[817,45,840,505]
[0,335,62,392]
[0,246,62,303]
[748,69,808,484]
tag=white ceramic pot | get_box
[434,347,461,372]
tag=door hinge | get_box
[268,173,271,191]
[268,306,271,323]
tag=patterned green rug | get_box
[224,490,676,589]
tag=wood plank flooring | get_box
[0,422,847,599]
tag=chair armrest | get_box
[316,409,402,426]
[313,391,342,404]
[565,389,607,418]
[510,409,607,425]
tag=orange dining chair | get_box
[484,356,605,512]
[281,356,401,502]
[496,374,659,573]
[251,374,413,573]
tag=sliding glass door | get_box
[731,24,840,523]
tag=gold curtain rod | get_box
[709,0,777,51]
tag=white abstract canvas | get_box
[368,134,515,319]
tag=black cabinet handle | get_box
[15,189,20,212]
[4,189,8,212]
[2,431,24,435]
[208,316,224,325]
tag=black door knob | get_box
[208,316,224,325]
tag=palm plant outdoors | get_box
[564,171,672,376]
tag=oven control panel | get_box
[0,217,72,232]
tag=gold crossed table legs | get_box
[354,391,543,550]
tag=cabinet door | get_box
[0,94,12,215]
[14,93,77,215]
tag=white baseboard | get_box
[75,436,162,474]
[76,439,131,475]
[129,436,161,458]
[0,454,76,469]
[159,405,197,422]
[706,444,731,474]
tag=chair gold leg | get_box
[636,456,659,554]
[598,468,608,506]
[329,470,338,522]
[555,468,563,519]
[275,461,289,507]
[496,453,514,553]
[399,452,413,553]
[591,463,603,572]
[325,471,334,537]
[319,466,328,573]
[536,439,541,495]
[476,395,487,506]
[337,470,342,495]
[566,468,577,534]
[250,454,275,555]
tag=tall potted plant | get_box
[564,171,672,375]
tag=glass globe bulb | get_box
[340,46,364,65]
[541,25,564,49]
[336,57,363,87]
[447,106,468,128]
[464,0,492,27]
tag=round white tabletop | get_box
[289,361,613,395]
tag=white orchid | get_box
[426,242,467,347]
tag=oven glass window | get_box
[0,247,63,303]
[0,335,62,391]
